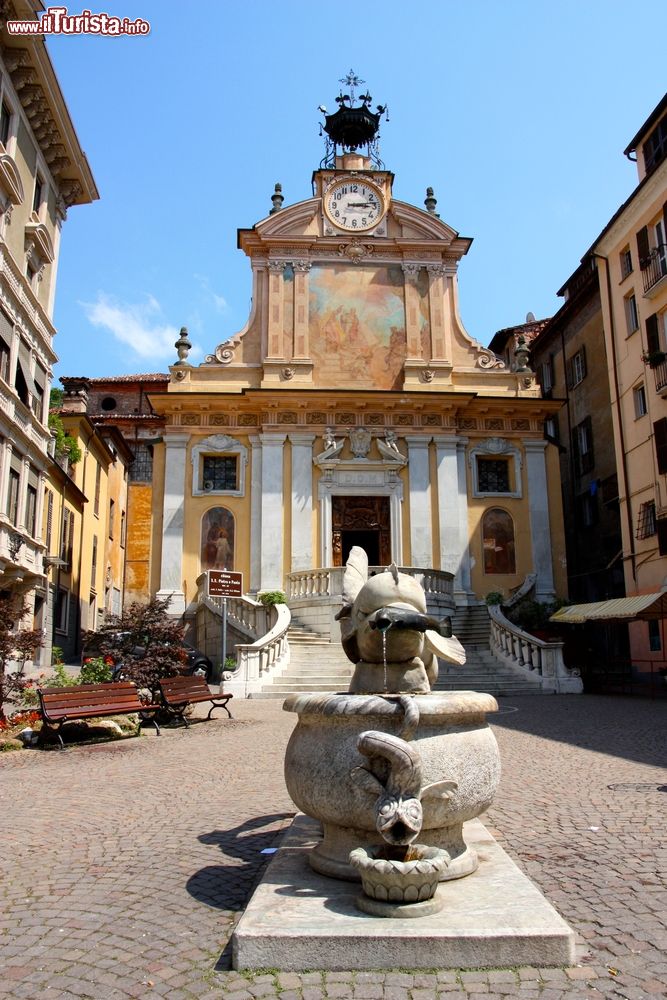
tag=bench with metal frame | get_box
[158,674,233,727]
[38,682,161,749]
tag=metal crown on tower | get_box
[318,70,388,169]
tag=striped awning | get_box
[550,593,667,624]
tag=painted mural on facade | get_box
[309,264,409,388]
[201,507,235,571]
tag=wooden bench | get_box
[158,675,233,727]
[38,682,161,749]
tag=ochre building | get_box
[145,93,566,621]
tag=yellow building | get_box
[42,384,131,663]
[0,3,97,647]
[591,92,667,670]
[145,86,567,630]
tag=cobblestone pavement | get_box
[0,694,665,999]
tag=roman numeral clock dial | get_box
[323,177,387,234]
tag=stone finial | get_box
[174,327,192,366]
[424,187,439,216]
[269,182,284,214]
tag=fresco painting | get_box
[201,507,235,571]
[309,264,407,388]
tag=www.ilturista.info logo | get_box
[6,6,150,35]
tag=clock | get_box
[323,176,386,233]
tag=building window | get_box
[191,434,247,498]
[129,443,153,482]
[624,293,639,335]
[572,417,594,476]
[54,587,69,634]
[648,619,662,652]
[202,455,238,492]
[566,348,587,388]
[537,358,553,394]
[0,101,11,147]
[109,498,115,539]
[653,418,667,474]
[620,246,633,279]
[634,384,648,418]
[636,500,657,539]
[658,518,667,556]
[61,508,74,569]
[201,507,235,570]
[94,464,101,517]
[32,176,43,216]
[6,468,19,526]
[45,489,53,550]
[26,484,37,537]
[477,457,510,494]
[482,508,516,575]
[101,396,117,411]
[576,492,598,528]
[643,116,667,176]
[91,534,97,586]
[544,416,559,442]
[120,510,126,549]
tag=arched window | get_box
[482,508,516,575]
[201,507,235,571]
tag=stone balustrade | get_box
[488,603,583,694]
[287,566,454,602]
[195,574,291,696]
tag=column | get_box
[435,436,472,601]
[406,436,432,568]
[249,435,262,592]
[524,439,556,602]
[260,432,286,590]
[455,440,473,599]
[289,433,315,571]
[157,433,189,614]
[319,493,332,567]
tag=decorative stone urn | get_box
[284,689,500,881]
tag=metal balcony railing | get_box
[641,245,667,294]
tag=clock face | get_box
[324,178,386,232]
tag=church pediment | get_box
[389,200,463,245]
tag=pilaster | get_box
[524,439,556,602]
[426,264,449,361]
[292,262,311,361]
[259,432,287,591]
[249,435,262,593]
[289,433,315,572]
[406,436,432,568]
[157,433,189,614]
[434,435,472,602]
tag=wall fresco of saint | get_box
[309,264,421,388]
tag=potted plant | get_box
[642,350,667,369]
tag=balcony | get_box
[641,245,667,296]
[654,359,667,396]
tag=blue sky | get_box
[46,0,667,380]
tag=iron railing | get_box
[641,244,667,293]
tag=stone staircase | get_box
[253,605,543,698]
[251,622,354,698]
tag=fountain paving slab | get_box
[233,814,576,971]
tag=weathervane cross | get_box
[339,69,365,104]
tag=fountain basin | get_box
[283,690,500,882]
[349,843,449,917]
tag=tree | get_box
[48,388,82,466]
[0,595,44,721]
[83,597,186,695]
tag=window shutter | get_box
[565,357,574,389]
[637,226,650,268]
[583,416,594,473]
[663,200,667,240]
[646,313,661,354]
[580,345,587,380]
[653,418,667,475]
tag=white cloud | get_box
[80,293,181,361]
[193,273,228,313]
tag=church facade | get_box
[146,88,566,619]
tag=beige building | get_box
[590,92,667,671]
[0,3,97,646]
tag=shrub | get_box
[485,591,504,606]
[0,595,44,721]
[259,590,287,606]
[80,656,113,684]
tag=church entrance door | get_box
[332,496,391,567]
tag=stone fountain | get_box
[233,548,576,970]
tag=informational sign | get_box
[208,570,243,597]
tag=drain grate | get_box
[607,782,667,792]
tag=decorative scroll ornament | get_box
[477,351,505,370]
[338,240,374,263]
[205,343,235,365]
[349,426,372,458]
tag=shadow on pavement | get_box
[186,812,294,911]
[491,693,667,768]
